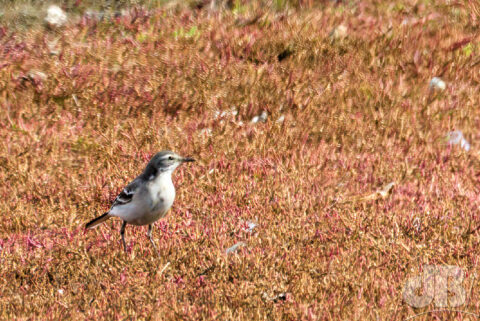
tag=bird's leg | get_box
[147,224,159,255]
[120,221,127,253]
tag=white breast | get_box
[148,172,176,215]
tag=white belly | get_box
[110,173,176,226]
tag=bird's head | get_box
[144,150,194,178]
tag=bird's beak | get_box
[182,157,195,163]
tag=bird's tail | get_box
[85,212,111,229]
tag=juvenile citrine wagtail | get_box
[85,151,195,253]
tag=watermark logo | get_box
[403,265,478,319]
[403,265,466,308]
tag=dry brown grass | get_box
[2,1,480,319]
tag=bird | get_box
[85,151,195,253]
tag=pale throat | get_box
[149,169,173,187]
[148,169,175,204]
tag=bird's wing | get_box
[111,179,141,208]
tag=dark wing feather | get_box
[111,179,141,208]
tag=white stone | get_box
[27,70,47,81]
[226,242,245,254]
[330,25,348,40]
[251,111,268,123]
[429,77,446,91]
[45,5,67,28]
[446,130,470,151]
[245,221,257,233]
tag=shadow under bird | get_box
[85,151,195,253]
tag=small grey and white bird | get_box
[85,151,195,253]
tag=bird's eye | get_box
[168,156,174,160]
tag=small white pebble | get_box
[246,221,257,233]
[58,289,64,295]
[429,77,446,91]
[45,5,67,27]
[226,242,245,254]
[259,111,268,122]
[251,111,268,124]
[446,130,470,151]
[276,115,285,123]
[27,70,47,81]
[377,182,395,198]
[214,108,238,119]
[330,25,348,40]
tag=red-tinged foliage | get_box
[1,0,480,320]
